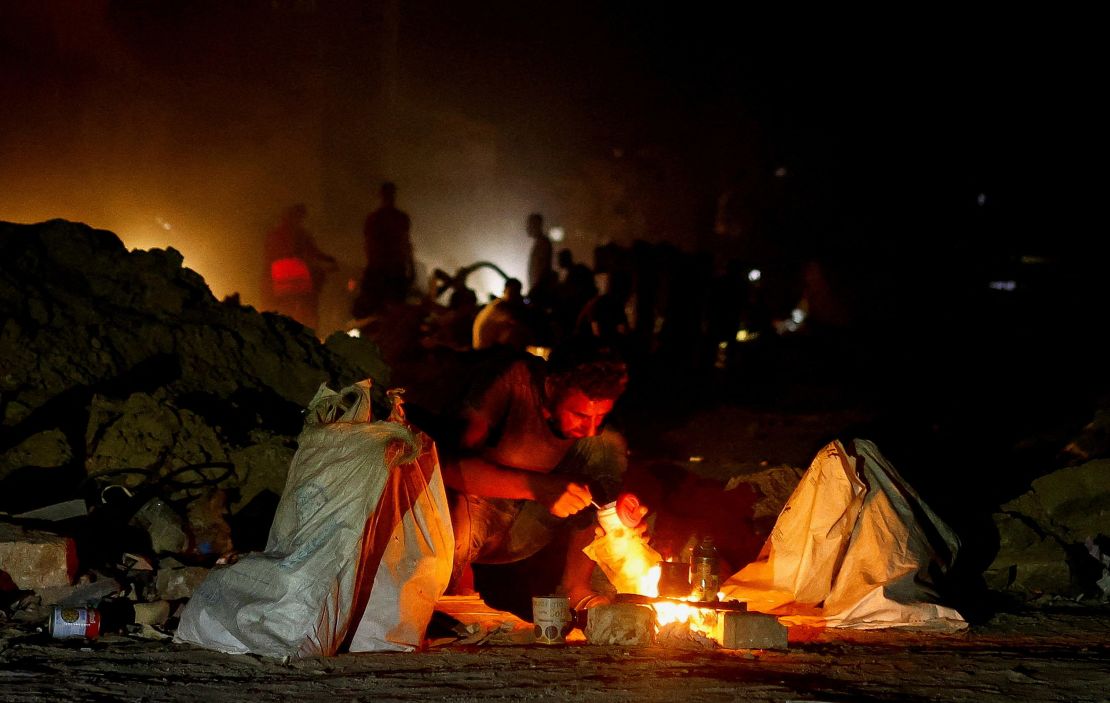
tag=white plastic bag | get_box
[721,439,965,630]
[174,380,454,657]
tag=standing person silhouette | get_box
[263,203,337,331]
[553,248,598,343]
[525,212,557,311]
[353,181,414,318]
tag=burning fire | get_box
[585,518,729,640]
[634,564,721,634]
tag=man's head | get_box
[526,212,544,238]
[503,278,523,301]
[557,248,573,270]
[545,342,628,439]
[380,181,397,206]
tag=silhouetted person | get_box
[472,278,531,350]
[525,212,557,310]
[553,248,597,342]
[353,181,414,318]
[263,203,337,331]
[421,272,480,352]
[575,269,633,353]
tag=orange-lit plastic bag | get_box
[721,439,965,630]
[174,381,453,657]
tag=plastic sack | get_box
[720,439,965,630]
[583,523,663,596]
[174,380,454,657]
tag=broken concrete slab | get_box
[986,513,1072,595]
[11,498,88,522]
[584,603,655,646]
[226,434,296,513]
[988,459,1110,598]
[1001,459,1110,543]
[0,522,77,590]
[133,600,171,626]
[155,564,209,601]
[0,429,73,484]
[35,576,122,607]
[718,610,788,650]
[130,499,192,555]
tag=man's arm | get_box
[441,456,592,518]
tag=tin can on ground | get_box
[532,595,573,645]
[49,606,101,640]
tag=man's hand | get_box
[533,477,593,518]
[616,492,649,528]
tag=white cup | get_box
[596,501,622,534]
[532,595,573,644]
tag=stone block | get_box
[0,522,77,590]
[133,600,171,626]
[155,565,209,600]
[718,611,788,650]
[584,603,655,646]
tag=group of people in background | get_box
[262,182,413,333]
[261,180,781,388]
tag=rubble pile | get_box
[0,219,390,632]
[986,457,1110,601]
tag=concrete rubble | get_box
[0,219,391,633]
[987,458,1110,599]
[718,610,788,650]
[0,523,76,590]
[584,603,655,646]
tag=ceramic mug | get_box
[532,595,574,644]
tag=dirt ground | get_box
[5,336,1107,702]
[2,608,1108,702]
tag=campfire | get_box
[583,509,786,649]
[630,563,727,634]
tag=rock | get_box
[718,610,788,650]
[227,434,295,513]
[986,513,1072,595]
[1002,459,1110,543]
[35,577,122,607]
[584,603,655,646]
[0,219,394,574]
[133,600,171,626]
[986,460,1110,598]
[155,565,209,601]
[0,522,77,590]
[0,429,72,483]
[85,393,180,478]
[130,499,191,555]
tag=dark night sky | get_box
[0,3,1099,323]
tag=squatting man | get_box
[440,344,648,612]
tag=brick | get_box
[584,603,655,646]
[0,522,77,590]
[718,611,788,650]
